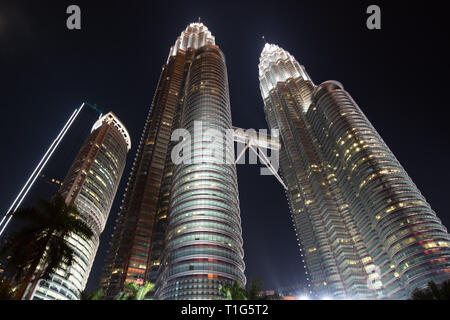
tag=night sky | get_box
[1,0,449,294]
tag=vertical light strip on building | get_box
[0,104,84,237]
[29,112,130,300]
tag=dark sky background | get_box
[0,0,449,294]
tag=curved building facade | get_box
[259,43,450,299]
[100,26,200,297]
[259,44,376,299]
[30,112,130,300]
[156,27,246,300]
[101,22,245,300]
[309,81,450,298]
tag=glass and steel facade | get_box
[29,112,130,300]
[309,81,450,298]
[101,23,245,300]
[259,43,450,299]
[100,32,195,298]
[156,43,246,300]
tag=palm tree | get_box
[80,287,104,300]
[219,279,267,300]
[115,281,155,300]
[411,280,450,300]
[0,278,16,300]
[0,194,93,300]
[219,281,248,300]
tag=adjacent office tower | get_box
[101,22,246,300]
[29,112,130,300]
[259,43,450,299]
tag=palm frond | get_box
[0,193,95,298]
[12,207,48,228]
[90,287,104,300]
[115,291,132,300]
[80,287,104,300]
[124,281,140,294]
[0,278,16,300]
[41,239,74,280]
[65,218,94,240]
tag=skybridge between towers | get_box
[0,102,104,238]
[232,126,287,190]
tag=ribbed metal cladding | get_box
[146,48,196,284]
[157,45,246,300]
[259,43,450,299]
[259,44,376,299]
[263,86,375,299]
[309,81,450,298]
[100,48,193,298]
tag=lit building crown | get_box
[168,22,215,60]
[259,43,312,99]
[92,112,131,150]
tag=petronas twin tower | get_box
[101,22,450,300]
[259,44,450,299]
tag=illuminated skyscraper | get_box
[29,112,130,300]
[100,27,198,297]
[101,22,246,300]
[259,43,450,299]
